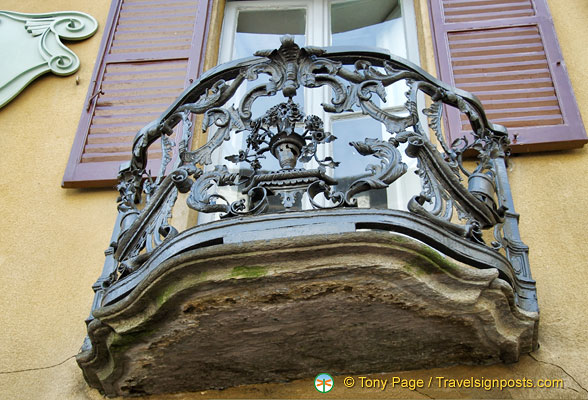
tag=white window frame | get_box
[205,0,423,219]
[220,0,420,61]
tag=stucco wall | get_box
[0,0,586,399]
[0,1,115,399]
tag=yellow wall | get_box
[0,0,587,399]
[509,0,588,395]
[0,1,116,399]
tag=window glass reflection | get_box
[331,0,406,109]
[231,9,307,174]
[331,117,388,208]
[233,9,306,59]
[331,0,405,57]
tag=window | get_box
[199,0,422,223]
[63,0,587,193]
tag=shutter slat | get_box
[112,31,194,42]
[103,70,186,81]
[96,95,180,107]
[105,51,192,63]
[474,88,556,101]
[458,78,555,92]
[94,104,171,115]
[481,98,559,109]
[461,106,561,120]
[63,0,212,188]
[93,112,161,124]
[455,71,551,84]
[119,6,197,16]
[448,27,538,41]
[99,87,184,101]
[81,151,162,163]
[451,44,545,58]
[90,121,147,134]
[446,11,534,24]
[444,0,530,7]
[104,60,186,73]
[84,142,165,154]
[451,53,546,67]
[453,60,548,74]
[444,3,532,16]
[124,0,192,4]
[443,0,534,23]
[450,35,541,49]
[102,77,185,88]
[103,83,185,92]
[118,14,196,23]
[110,43,192,54]
[84,142,136,153]
[113,25,194,33]
[87,132,137,144]
[113,36,193,47]
[462,116,563,130]
[124,0,196,8]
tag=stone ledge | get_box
[78,231,538,397]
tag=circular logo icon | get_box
[314,373,334,393]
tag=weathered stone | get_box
[77,231,537,396]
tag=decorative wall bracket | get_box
[0,10,98,108]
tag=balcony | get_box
[77,36,538,397]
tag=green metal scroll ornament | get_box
[0,10,98,108]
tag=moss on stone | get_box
[110,327,156,355]
[419,246,461,272]
[230,266,268,278]
[388,234,411,244]
[152,272,208,307]
[156,284,179,307]
[403,245,461,277]
[404,261,429,277]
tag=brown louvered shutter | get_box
[429,0,587,152]
[62,0,212,188]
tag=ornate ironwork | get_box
[86,35,537,319]
[76,35,542,398]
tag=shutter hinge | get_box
[86,89,104,111]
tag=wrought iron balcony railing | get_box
[78,36,538,397]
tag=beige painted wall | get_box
[0,0,586,399]
[0,1,116,399]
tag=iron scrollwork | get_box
[92,35,534,316]
[112,35,509,264]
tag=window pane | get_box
[233,9,306,59]
[230,7,308,211]
[331,0,407,110]
[332,117,388,209]
[230,7,306,169]
[199,7,309,224]
[331,116,421,210]
[232,8,306,114]
[331,0,406,58]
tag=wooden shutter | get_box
[429,0,587,152]
[62,0,212,188]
